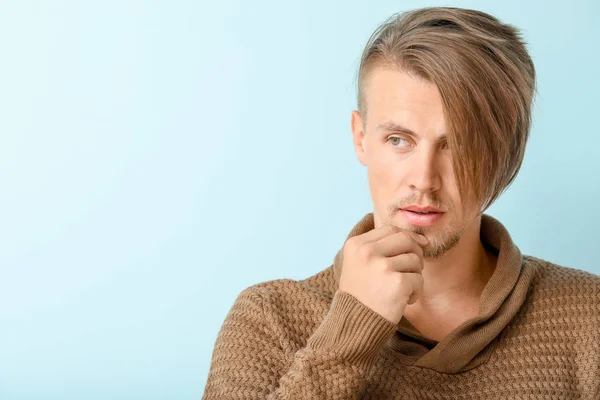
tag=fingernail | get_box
[418,234,428,242]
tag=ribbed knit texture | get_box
[202,213,600,399]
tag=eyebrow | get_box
[376,122,448,142]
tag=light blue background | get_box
[0,0,598,398]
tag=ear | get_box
[351,110,368,166]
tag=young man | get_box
[203,7,600,399]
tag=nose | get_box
[407,146,442,194]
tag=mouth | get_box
[399,208,445,227]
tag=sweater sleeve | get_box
[202,288,397,399]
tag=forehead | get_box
[363,67,447,132]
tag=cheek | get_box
[367,162,402,202]
[368,159,396,184]
[366,143,399,182]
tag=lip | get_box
[399,208,445,227]
[402,204,443,213]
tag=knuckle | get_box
[383,224,400,232]
[357,243,375,260]
[406,252,421,266]
[345,236,357,249]
[394,273,407,287]
[380,257,394,271]
[344,237,359,254]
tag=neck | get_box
[422,217,496,303]
[334,211,518,345]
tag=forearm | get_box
[202,290,396,399]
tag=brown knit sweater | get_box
[202,213,600,399]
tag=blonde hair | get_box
[357,7,536,213]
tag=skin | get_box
[351,67,498,341]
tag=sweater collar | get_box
[332,212,532,373]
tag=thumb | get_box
[411,232,429,247]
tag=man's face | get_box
[352,67,479,259]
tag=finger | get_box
[354,223,401,246]
[403,273,424,305]
[384,252,424,274]
[372,231,425,259]
[405,231,429,247]
[362,224,429,247]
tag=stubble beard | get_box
[411,222,464,259]
[385,194,466,259]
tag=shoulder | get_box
[245,264,337,302]
[523,254,600,307]
[229,265,338,346]
[238,265,337,315]
[525,254,600,288]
